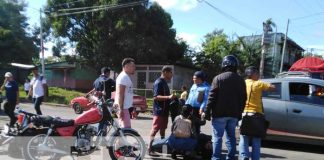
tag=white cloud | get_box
[177,32,202,49]
[151,0,198,11]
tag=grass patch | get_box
[19,86,84,105]
[147,98,153,109]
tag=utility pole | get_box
[260,20,272,78]
[280,19,289,73]
[260,33,266,78]
[40,8,45,75]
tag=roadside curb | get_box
[43,102,69,108]
[19,100,69,108]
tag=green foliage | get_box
[236,36,261,68]
[195,29,262,80]
[0,0,38,67]
[195,29,240,80]
[19,86,84,105]
[45,0,189,71]
[47,87,84,104]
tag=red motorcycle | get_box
[22,96,146,160]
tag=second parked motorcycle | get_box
[0,108,49,158]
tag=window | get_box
[263,83,281,99]
[149,72,161,83]
[289,82,324,106]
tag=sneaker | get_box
[148,148,159,157]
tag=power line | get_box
[51,1,147,17]
[293,0,312,14]
[57,1,145,13]
[197,0,260,32]
[53,0,84,7]
[291,11,324,20]
[293,19,324,28]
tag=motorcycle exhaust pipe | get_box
[37,144,69,155]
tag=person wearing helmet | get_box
[0,72,19,127]
[239,66,275,160]
[205,55,247,160]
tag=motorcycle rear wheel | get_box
[108,130,146,160]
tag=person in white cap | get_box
[0,72,19,127]
[28,67,47,115]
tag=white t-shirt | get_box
[24,82,30,91]
[30,75,47,98]
[114,71,133,109]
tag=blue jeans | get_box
[239,135,261,160]
[167,134,197,152]
[211,117,238,160]
[33,96,43,115]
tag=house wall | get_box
[0,68,30,84]
[134,65,196,91]
[173,66,195,90]
[45,63,97,91]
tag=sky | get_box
[25,0,324,57]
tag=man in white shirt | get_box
[28,67,47,115]
[114,58,135,128]
[24,79,30,96]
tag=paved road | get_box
[1,103,324,160]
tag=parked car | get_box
[70,92,148,117]
[262,75,324,146]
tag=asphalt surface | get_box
[1,103,324,160]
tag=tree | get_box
[0,0,38,67]
[236,36,261,68]
[45,0,188,71]
[195,29,241,80]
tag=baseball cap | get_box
[4,72,13,78]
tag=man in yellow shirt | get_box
[239,66,275,160]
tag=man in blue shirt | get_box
[148,66,176,155]
[89,67,116,136]
[91,67,116,100]
[186,71,210,134]
[0,72,19,127]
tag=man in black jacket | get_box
[205,55,247,160]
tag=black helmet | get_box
[221,55,239,72]
[245,66,259,77]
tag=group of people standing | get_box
[0,67,47,128]
[144,55,275,160]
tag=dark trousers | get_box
[193,107,201,134]
[33,96,43,115]
[4,101,17,127]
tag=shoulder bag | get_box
[240,82,270,138]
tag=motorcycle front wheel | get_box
[23,134,59,160]
[108,129,146,160]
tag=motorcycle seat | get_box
[51,118,75,128]
[31,115,54,127]
[32,116,74,128]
